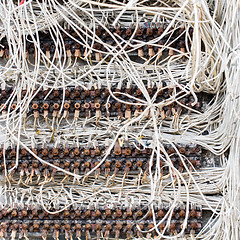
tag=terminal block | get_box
[0,85,212,122]
[0,144,203,183]
[0,25,193,60]
[0,204,202,239]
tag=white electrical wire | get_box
[0,0,239,239]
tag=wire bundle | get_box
[0,0,239,239]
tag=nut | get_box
[33,223,40,229]
[74,148,80,156]
[64,102,70,109]
[63,149,69,156]
[0,104,7,110]
[32,103,38,110]
[84,148,90,156]
[52,148,59,156]
[126,161,132,167]
[136,28,143,36]
[42,149,48,156]
[53,90,59,98]
[64,224,71,230]
[43,103,49,110]
[84,103,90,109]
[75,103,81,109]
[95,103,101,109]
[54,223,60,229]
[115,161,121,168]
[105,161,111,168]
[125,148,131,156]
[84,162,90,168]
[136,88,142,95]
[11,104,17,110]
[125,28,132,36]
[114,102,121,109]
[53,103,59,110]
[75,224,81,230]
[136,161,143,168]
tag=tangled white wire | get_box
[0,0,239,239]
